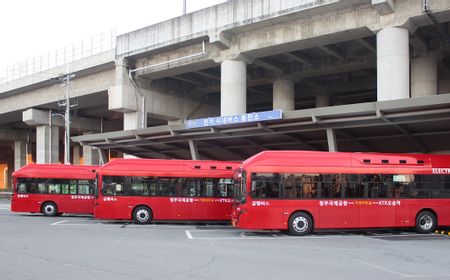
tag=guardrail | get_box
[2,30,115,84]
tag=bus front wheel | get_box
[415,211,436,234]
[133,206,152,224]
[288,212,313,236]
[42,202,58,217]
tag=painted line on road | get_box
[369,233,450,239]
[185,230,194,239]
[51,220,69,226]
[185,231,326,240]
[184,236,326,240]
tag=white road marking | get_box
[185,230,326,240]
[185,230,193,239]
[50,220,69,226]
[370,233,450,239]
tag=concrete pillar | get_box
[326,128,338,152]
[82,132,99,165]
[115,57,129,85]
[109,58,147,130]
[83,146,100,165]
[377,27,410,101]
[14,141,27,171]
[316,94,330,107]
[411,56,437,98]
[188,140,199,160]
[124,111,146,130]
[7,161,14,190]
[73,146,81,165]
[221,60,247,116]
[98,149,108,165]
[36,125,59,163]
[273,79,295,111]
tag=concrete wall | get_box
[116,0,341,57]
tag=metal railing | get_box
[2,30,116,83]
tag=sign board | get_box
[185,109,282,129]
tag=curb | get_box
[434,230,450,236]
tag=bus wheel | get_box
[288,212,313,236]
[42,202,58,217]
[133,206,152,224]
[415,211,436,234]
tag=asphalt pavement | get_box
[1,199,450,280]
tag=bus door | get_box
[249,173,283,229]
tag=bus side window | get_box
[77,180,92,195]
[443,176,450,198]
[251,173,280,199]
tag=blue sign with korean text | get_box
[185,109,282,129]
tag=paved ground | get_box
[1,199,450,280]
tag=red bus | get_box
[95,158,240,224]
[231,151,450,235]
[11,164,98,216]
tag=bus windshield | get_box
[233,169,246,204]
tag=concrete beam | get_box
[22,108,104,132]
[0,129,28,141]
[356,38,376,53]
[372,0,394,15]
[194,70,220,80]
[0,69,114,115]
[209,31,231,50]
[284,52,313,66]
[253,59,283,75]
[319,45,345,60]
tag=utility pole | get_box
[183,0,187,14]
[58,65,76,165]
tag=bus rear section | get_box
[11,164,98,216]
[94,159,240,224]
[232,150,450,235]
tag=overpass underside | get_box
[72,94,450,160]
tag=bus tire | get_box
[133,206,152,224]
[42,202,58,217]
[288,212,313,236]
[415,210,437,234]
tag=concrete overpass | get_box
[1,0,450,189]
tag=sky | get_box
[0,0,226,79]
